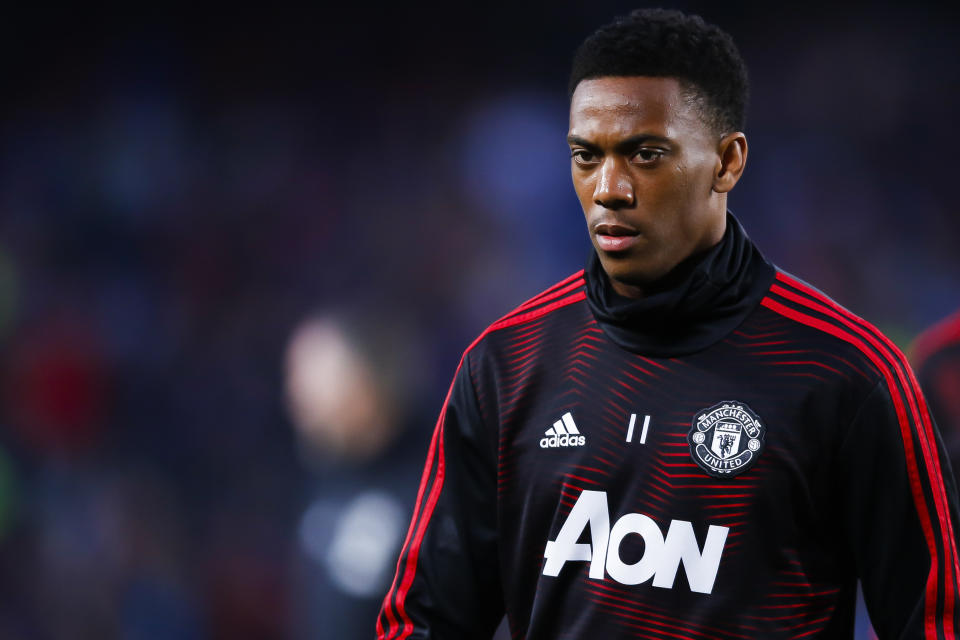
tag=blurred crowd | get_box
[0,3,957,639]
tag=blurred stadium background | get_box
[0,2,957,638]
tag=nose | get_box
[594,157,634,209]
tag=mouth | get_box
[593,221,641,253]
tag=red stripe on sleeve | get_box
[378,406,443,638]
[394,403,450,640]
[774,273,960,637]
[380,289,587,639]
[762,294,951,639]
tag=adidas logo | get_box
[540,412,586,448]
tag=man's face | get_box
[568,76,729,295]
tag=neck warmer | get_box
[585,213,775,357]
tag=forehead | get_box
[569,76,705,141]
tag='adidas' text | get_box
[540,412,585,448]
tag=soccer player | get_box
[377,9,960,639]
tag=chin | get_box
[599,255,656,288]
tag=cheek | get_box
[638,165,703,244]
[635,167,690,215]
[571,172,595,207]
[660,159,711,214]
[681,151,719,193]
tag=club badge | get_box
[688,401,765,478]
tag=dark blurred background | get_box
[0,2,957,639]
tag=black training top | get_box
[377,215,960,640]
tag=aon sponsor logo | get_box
[542,490,728,594]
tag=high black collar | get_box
[585,213,775,357]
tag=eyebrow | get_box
[566,134,672,152]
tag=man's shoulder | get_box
[759,268,911,387]
[462,270,588,364]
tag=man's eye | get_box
[633,148,664,163]
[571,150,597,165]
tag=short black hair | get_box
[569,8,748,135]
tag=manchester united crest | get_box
[688,401,765,478]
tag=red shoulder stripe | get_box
[515,270,585,310]
[380,289,585,639]
[774,275,960,577]
[489,291,586,332]
[497,271,585,323]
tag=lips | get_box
[594,221,641,253]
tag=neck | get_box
[609,278,645,299]
[584,212,775,357]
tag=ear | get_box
[712,132,748,193]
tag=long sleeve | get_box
[376,350,504,640]
[837,376,960,638]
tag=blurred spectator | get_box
[284,311,428,639]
